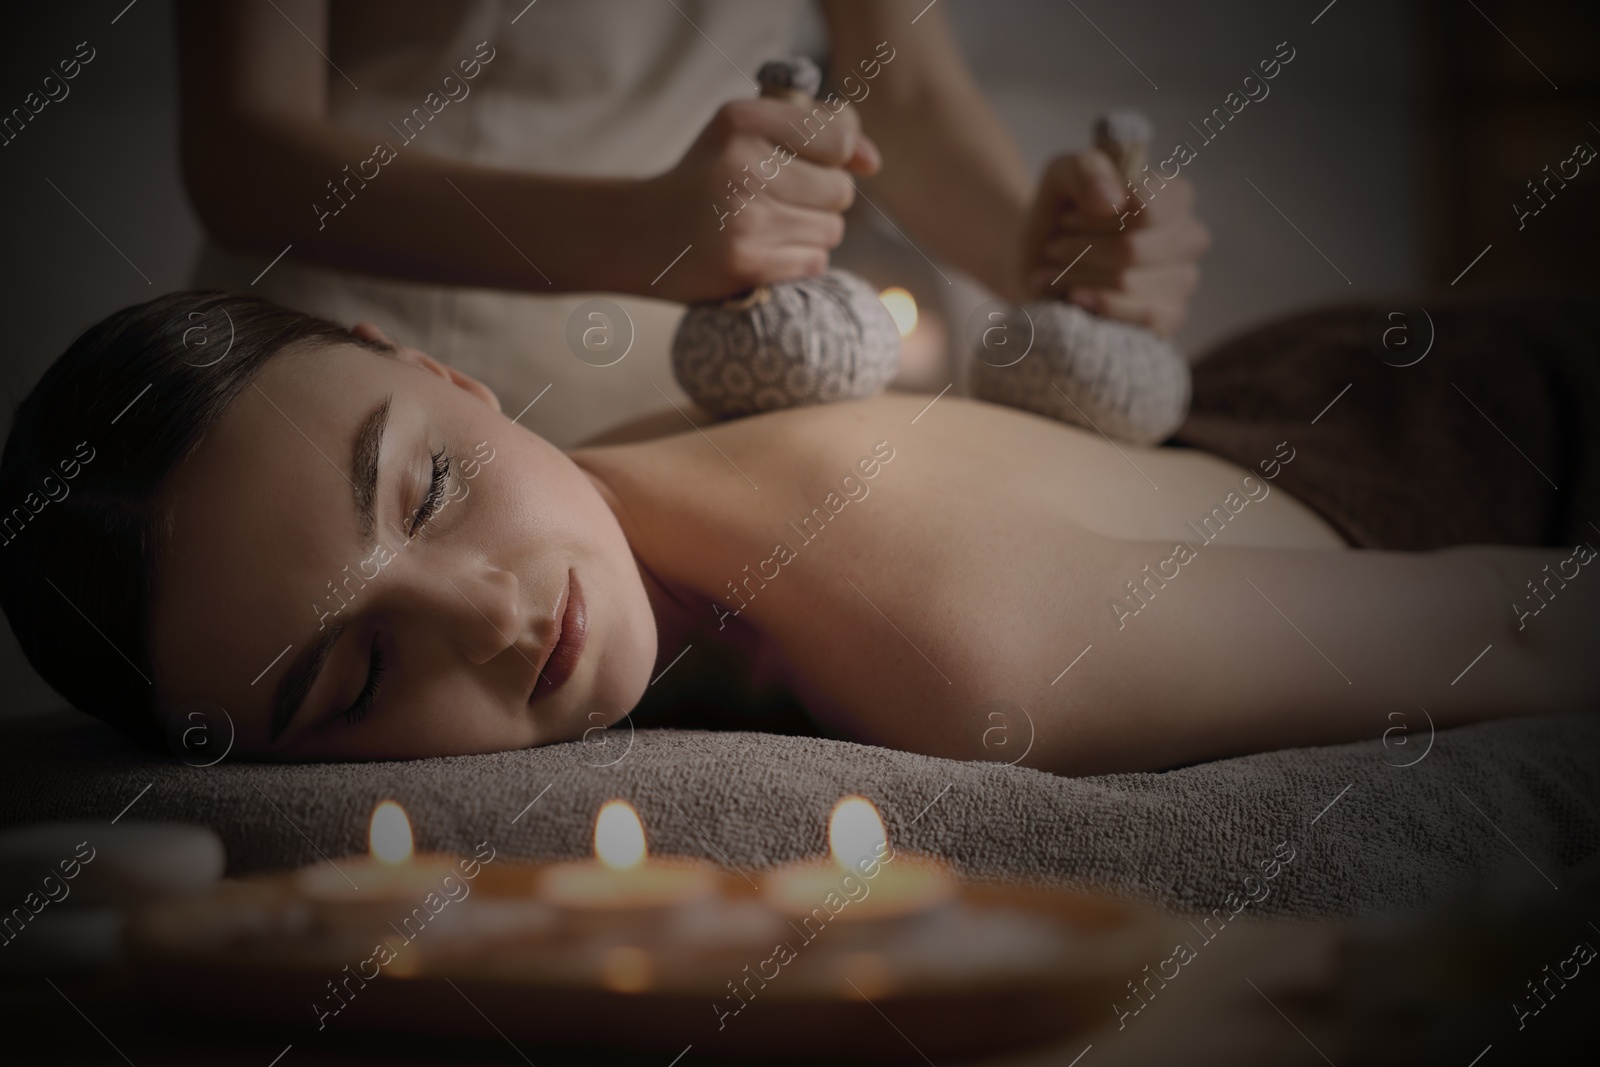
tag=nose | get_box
[432,561,524,666]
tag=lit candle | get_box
[541,800,717,914]
[297,800,466,930]
[764,796,955,923]
[879,287,948,388]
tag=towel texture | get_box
[3,711,1596,919]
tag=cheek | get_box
[414,682,537,753]
[503,436,635,584]
[582,522,657,724]
[346,673,540,759]
[495,434,597,526]
[483,434,657,726]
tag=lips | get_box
[532,570,587,700]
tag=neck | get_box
[574,457,704,670]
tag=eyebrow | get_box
[266,394,392,744]
[352,394,391,543]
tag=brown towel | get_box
[1174,293,1600,551]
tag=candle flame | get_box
[595,800,647,871]
[879,287,918,338]
[829,795,887,871]
[369,800,414,865]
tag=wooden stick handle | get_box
[1092,110,1153,185]
[757,57,821,105]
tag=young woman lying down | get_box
[1,292,1594,773]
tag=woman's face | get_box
[148,332,657,760]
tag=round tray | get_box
[126,864,1171,1060]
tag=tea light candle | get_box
[541,800,717,914]
[764,796,955,923]
[879,287,948,388]
[296,801,460,929]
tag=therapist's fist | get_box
[1021,150,1210,337]
[638,97,880,304]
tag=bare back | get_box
[575,396,1590,773]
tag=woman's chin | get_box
[543,551,657,745]
[552,633,654,745]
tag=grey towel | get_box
[2,710,1596,919]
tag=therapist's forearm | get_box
[184,114,653,294]
[859,88,1032,301]
[821,0,1033,299]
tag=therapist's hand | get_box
[1021,150,1210,337]
[635,97,881,304]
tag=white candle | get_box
[296,801,462,931]
[879,287,948,387]
[541,801,717,914]
[764,796,955,923]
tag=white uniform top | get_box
[190,0,809,446]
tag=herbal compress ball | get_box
[967,302,1191,446]
[669,56,901,418]
[672,269,901,417]
[967,109,1191,446]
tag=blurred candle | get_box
[879,287,947,388]
[880,287,918,337]
[296,801,459,929]
[764,796,954,922]
[541,801,717,913]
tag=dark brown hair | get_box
[0,291,389,748]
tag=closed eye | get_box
[343,635,385,726]
[407,447,451,536]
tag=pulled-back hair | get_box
[0,291,389,748]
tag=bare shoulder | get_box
[576,404,712,447]
[568,395,936,528]
[572,394,966,498]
